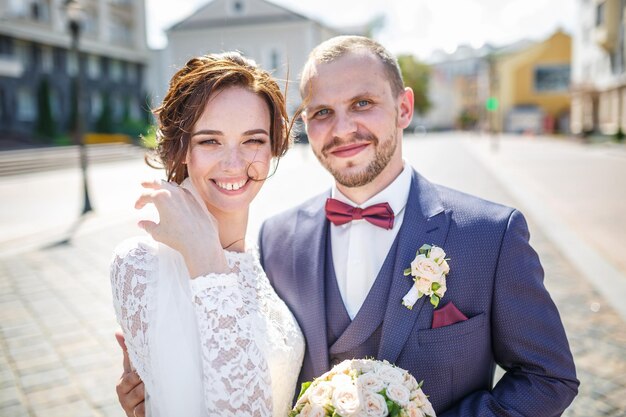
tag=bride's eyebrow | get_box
[243,129,269,136]
[192,129,222,137]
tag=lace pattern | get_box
[110,237,305,417]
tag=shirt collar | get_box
[331,162,412,216]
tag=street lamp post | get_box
[65,0,92,215]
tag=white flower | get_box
[308,381,333,406]
[386,383,411,407]
[411,257,442,282]
[331,373,352,386]
[403,374,419,391]
[439,259,450,274]
[363,392,388,417]
[428,246,446,264]
[352,359,377,373]
[356,373,385,393]
[375,365,404,385]
[404,401,426,417]
[403,244,450,309]
[332,384,362,417]
[298,403,326,417]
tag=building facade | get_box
[422,45,493,131]
[0,0,150,146]
[571,0,626,136]
[492,30,572,134]
[149,0,347,116]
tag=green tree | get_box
[35,77,56,140]
[397,55,431,116]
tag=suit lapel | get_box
[292,193,331,377]
[378,171,451,364]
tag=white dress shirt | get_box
[330,163,412,319]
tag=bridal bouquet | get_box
[289,359,436,417]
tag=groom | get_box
[117,36,578,416]
[258,36,578,415]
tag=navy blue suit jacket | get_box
[259,170,578,416]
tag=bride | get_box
[110,52,305,417]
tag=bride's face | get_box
[186,86,272,215]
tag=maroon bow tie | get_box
[325,198,395,230]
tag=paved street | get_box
[1,133,625,416]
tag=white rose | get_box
[363,393,388,417]
[439,259,450,275]
[404,401,426,417]
[411,389,436,416]
[375,365,404,385]
[428,247,446,264]
[308,381,334,406]
[356,373,385,393]
[331,373,352,386]
[414,277,433,295]
[411,257,443,282]
[332,384,362,416]
[432,277,447,298]
[353,359,377,373]
[299,403,327,417]
[386,383,411,407]
[403,374,419,391]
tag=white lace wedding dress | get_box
[110,236,305,417]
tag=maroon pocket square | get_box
[432,301,468,329]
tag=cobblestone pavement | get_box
[1,134,625,416]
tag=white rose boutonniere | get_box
[402,244,450,310]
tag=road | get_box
[1,133,625,416]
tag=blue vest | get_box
[324,231,400,366]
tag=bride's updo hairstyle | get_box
[148,52,292,183]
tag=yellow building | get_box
[491,30,572,134]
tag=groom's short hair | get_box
[299,36,405,99]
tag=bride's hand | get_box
[135,180,229,277]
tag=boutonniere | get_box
[402,244,450,310]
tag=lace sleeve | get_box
[109,237,157,387]
[190,268,273,416]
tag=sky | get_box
[145,0,578,59]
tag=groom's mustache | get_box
[321,133,379,155]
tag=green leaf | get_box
[431,282,441,292]
[403,267,412,276]
[419,244,432,255]
[387,400,400,417]
[297,381,312,400]
[430,294,440,308]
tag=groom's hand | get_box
[115,331,145,417]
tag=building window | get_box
[41,46,53,73]
[109,17,133,45]
[0,36,13,56]
[534,65,570,92]
[110,60,122,82]
[112,93,123,121]
[233,0,245,14]
[53,48,65,72]
[596,2,605,27]
[17,87,36,121]
[67,51,78,76]
[91,91,102,119]
[29,0,50,22]
[88,55,100,79]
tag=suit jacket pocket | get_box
[418,312,486,346]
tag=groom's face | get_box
[301,51,411,189]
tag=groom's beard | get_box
[313,129,398,188]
